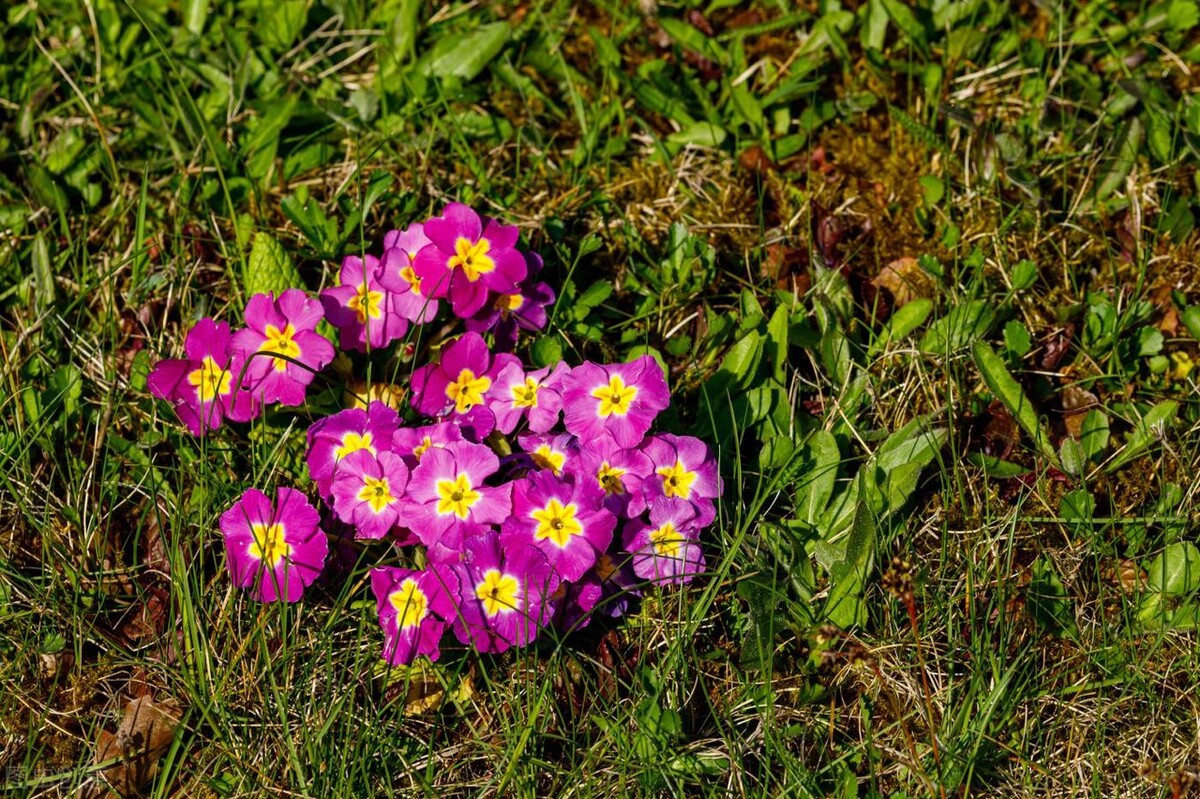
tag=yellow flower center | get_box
[334,431,376,460]
[259,323,300,372]
[531,445,564,475]
[448,237,495,282]
[399,265,423,295]
[412,435,434,461]
[495,292,524,318]
[357,476,396,513]
[475,569,520,616]
[187,355,232,402]
[436,473,481,518]
[389,579,429,629]
[446,369,492,414]
[597,463,627,495]
[531,499,583,548]
[649,522,684,558]
[347,282,384,323]
[511,378,540,408]
[657,460,697,500]
[591,375,637,417]
[248,522,291,566]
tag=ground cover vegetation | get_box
[2,0,1200,796]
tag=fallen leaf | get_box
[871,257,934,308]
[1061,385,1098,440]
[89,695,181,798]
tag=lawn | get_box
[2,0,1200,796]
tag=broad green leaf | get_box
[973,341,1059,466]
[666,122,728,148]
[530,335,564,369]
[1146,542,1200,595]
[1059,438,1086,476]
[879,0,930,56]
[919,300,995,355]
[869,298,932,356]
[1080,409,1110,459]
[965,452,1030,477]
[766,304,789,383]
[797,430,840,525]
[823,490,876,628]
[1028,557,1077,636]
[1106,400,1178,471]
[244,232,304,297]
[719,330,763,387]
[420,21,510,81]
[1094,117,1143,203]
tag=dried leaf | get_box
[1061,385,1098,440]
[91,696,181,798]
[871,256,934,308]
[1039,326,1074,372]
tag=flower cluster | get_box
[148,203,720,667]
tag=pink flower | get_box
[516,432,580,477]
[377,223,439,324]
[622,499,705,586]
[370,565,457,664]
[402,440,512,560]
[640,433,721,527]
[409,332,505,425]
[147,318,258,436]
[561,356,670,448]
[501,471,615,582]
[230,290,335,406]
[320,254,409,351]
[451,532,558,654]
[330,450,409,539]
[220,487,327,602]
[465,251,555,351]
[305,403,400,499]
[486,360,569,435]
[567,434,654,519]
[412,203,527,317]
[392,422,464,469]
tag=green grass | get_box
[3,0,1200,796]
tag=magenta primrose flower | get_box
[320,253,408,352]
[392,421,464,469]
[501,471,616,582]
[147,317,258,436]
[371,565,457,664]
[517,432,580,477]
[230,290,335,406]
[561,355,670,448]
[567,434,654,519]
[306,403,400,499]
[377,223,439,325]
[330,450,409,539]
[622,498,705,586]
[220,487,328,602]
[487,360,569,435]
[641,433,721,527]
[465,251,555,352]
[410,332,503,418]
[403,440,512,560]
[452,532,559,654]
[413,203,527,317]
